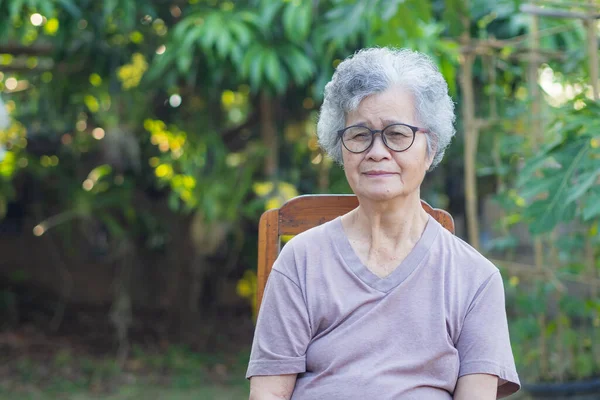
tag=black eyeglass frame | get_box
[337,123,429,154]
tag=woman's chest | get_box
[348,239,414,278]
[303,292,460,394]
[308,284,455,352]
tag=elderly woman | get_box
[247,48,520,399]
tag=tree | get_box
[0,0,455,353]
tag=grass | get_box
[0,344,250,400]
[0,346,538,400]
[0,385,248,400]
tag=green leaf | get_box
[525,199,562,234]
[380,0,402,20]
[104,0,118,23]
[177,52,193,73]
[519,174,562,200]
[229,45,243,65]
[181,25,203,54]
[282,45,315,84]
[240,44,261,78]
[215,29,232,59]
[282,2,299,42]
[296,1,312,41]
[440,57,457,95]
[443,0,468,36]
[583,188,600,221]
[123,0,136,31]
[172,15,197,43]
[283,1,312,43]
[239,10,260,27]
[89,164,112,181]
[228,19,252,46]
[395,4,418,36]
[146,51,174,82]
[9,0,24,20]
[263,50,282,87]
[38,0,55,19]
[259,0,284,33]
[249,49,265,90]
[516,145,561,187]
[200,13,222,49]
[520,140,589,234]
[565,170,600,204]
[410,0,432,20]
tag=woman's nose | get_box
[365,132,391,160]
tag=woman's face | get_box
[342,86,432,202]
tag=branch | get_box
[531,0,600,10]
[0,43,55,56]
[490,258,600,289]
[520,4,600,20]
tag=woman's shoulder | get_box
[434,223,499,280]
[274,217,338,274]
[281,217,338,252]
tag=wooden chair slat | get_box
[256,195,454,309]
[278,195,358,235]
[257,209,280,308]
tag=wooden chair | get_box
[256,194,455,308]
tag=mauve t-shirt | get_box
[247,215,520,399]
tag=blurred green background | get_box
[1,0,599,398]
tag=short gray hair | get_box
[316,47,456,170]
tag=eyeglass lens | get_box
[342,124,414,153]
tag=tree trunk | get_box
[260,92,278,178]
[460,50,480,250]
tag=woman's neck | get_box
[343,193,429,247]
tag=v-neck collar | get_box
[330,214,440,293]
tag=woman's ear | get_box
[425,141,436,171]
[425,157,433,171]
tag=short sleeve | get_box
[456,271,521,398]
[246,268,311,379]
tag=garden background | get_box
[1,0,599,399]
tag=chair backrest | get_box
[256,194,455,309]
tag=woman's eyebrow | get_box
[347,119,404,128]
[381,118,402,125]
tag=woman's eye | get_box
[386,130,409,137]
[348,132,369,140]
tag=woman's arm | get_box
[453,374,498,400]
[249,374,297,400]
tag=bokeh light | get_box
[169,94,182,107]
[30,13,43,26]
[33,224,45,236]
[5,78,17,91]
[82,179,94,191]
[61,134,72,145]
[92,128,105,140]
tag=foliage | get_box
[462,1,600,384]
[0,0,458,325]
[505,274,600,383]
[0,345,249,399]
[2,0,599,386]
[488,71,600,386]
[517,97,600,234]
[508,99,600,383]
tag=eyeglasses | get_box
[337,123,427,154]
